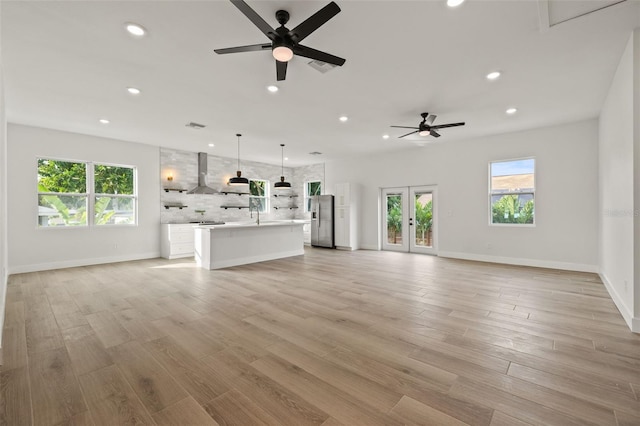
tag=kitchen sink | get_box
[189,221,225,225]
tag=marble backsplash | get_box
[160,148,324,224]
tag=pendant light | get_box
[274,144,291,189]
[228,133,249,185]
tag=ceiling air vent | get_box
[309,151,323,156]
[185,122,206,129]
[307,60,338,74]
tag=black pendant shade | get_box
[228,133,249,185]
[274,144,291,189]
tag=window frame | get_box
[488,157,536,227]
[304,180,322,212]
[249,178,270,213]
[37,157,138,228]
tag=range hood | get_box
[187,152,217,194]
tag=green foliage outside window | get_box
[94,165,134,194]
[491,195,534,224]
[37,159,135,227]
[387,195,402,244]
[249,179,268,213]
[415,198,433,245]
[37,159,86,193]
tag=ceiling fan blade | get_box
[425,114,436,125]
[288,1,341,43]
[230,0,277,41]
[430,122,465,129]
[293,44,346,66]
[214,43,272,54]
[276,60,288,81]
[430,130,441,138]
[390,126,419,129]
[398,130,419,138]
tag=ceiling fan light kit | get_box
[391,112,465,139]
[214,0,346,81]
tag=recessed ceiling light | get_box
[339,116,348,122]
[284,157,289,161]
[127,87,141,95]
[382,134,390,139]
[267,85,279,93]
[208,143,215,147]
[447,0,465,7]
[506,107,518,115]
[99,118,110,124]
[486,71,501,80]
[125,23,146,37]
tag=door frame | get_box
[409,185,438,255]
[380,185,438,255]
[381,187,409,252]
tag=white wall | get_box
[326,119,599,272]
[0,3,7,347]
[7,124,161,273]
[599,32,636,330]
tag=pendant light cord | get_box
[280,144,285,175]
[236,133,241,170]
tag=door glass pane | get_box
[414,192,433,248]
[386,194,403,245]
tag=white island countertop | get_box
[194,219,308,230]
[194,220,306,269]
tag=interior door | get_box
[409,186,437,255]
[382,187,409,252]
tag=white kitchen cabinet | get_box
[161,224,195,259]
[335,182,351,207]
[334,183,359,250]
[303,222,311,245]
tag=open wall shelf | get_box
[220,191,250,196]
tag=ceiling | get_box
[2,0,639,166]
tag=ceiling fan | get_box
[391,112,465,138]
[214,0,346,81]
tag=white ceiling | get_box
[2,0,639,166]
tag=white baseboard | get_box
[8,251,160,274]
[0,267,6,356]
[358,244,379,251]
[438,251,598,273]
[599,272,639,333]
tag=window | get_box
[490,158,535,225]
[37,158,136,227]
[249,179,269,213]
[304,180,322,212]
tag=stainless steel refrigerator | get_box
[310,195,334,248]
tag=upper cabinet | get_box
[335,183,351,207]
[334,183,359,250]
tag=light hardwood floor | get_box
[2,248,640,425]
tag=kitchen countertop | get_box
[195,219,308,230]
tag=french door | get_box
[382,186,437,255]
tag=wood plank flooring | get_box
[2,248,640,425]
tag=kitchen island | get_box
[194,220,305,269]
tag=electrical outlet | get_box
[447,210,453,217]
[113,243,118,249]
[486,243,492,249]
